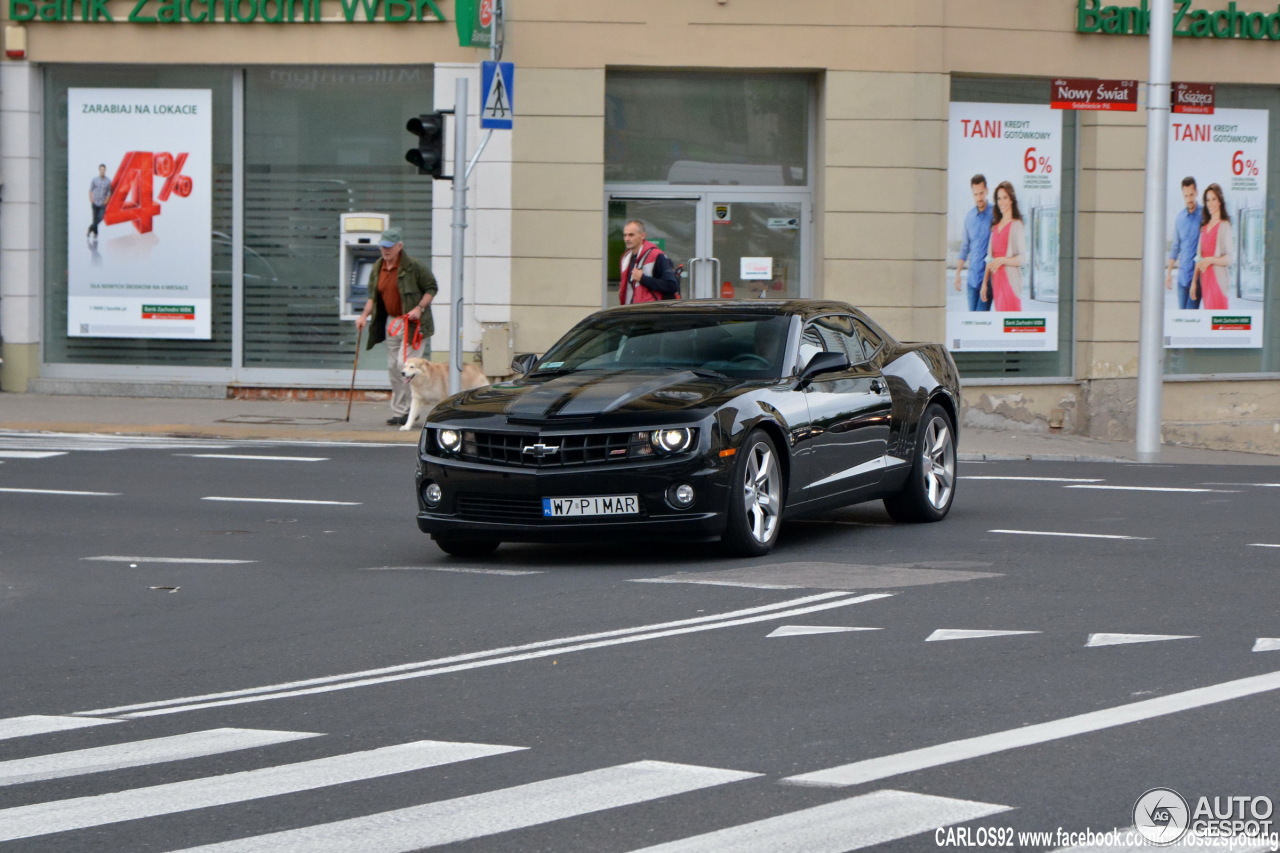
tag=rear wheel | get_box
[883,403,956,523]
[721,430,785,557]
[433,536,501,557]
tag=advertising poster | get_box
[1164,107,1268,349]
[67,88,212,339]
[947,103,1062,352]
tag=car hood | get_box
[432,369,751,424]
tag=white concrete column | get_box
[0,60,43,391]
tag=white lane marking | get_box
[201,497,361,506]
[632,578,800,590]
[0,487,120,496]
[361,566,543,576]
[83,557,258,565]
[0,716,120,742]
[165,760,760,853]
[0,739,523,843]
[178,454,329,462]
[1248,543,1280,548]
[1202,482,1280,488]
[990,529,1150,540]
[0,728,320,786]
[963,476,1104,482]
[0,451,66,459]
[1065,484,1240,493]
[75,593,892,719]
[926,629,1041,642]
[629,789,1012,853]
[783,668,1280,788]
[767,625,881,638]
[1253,638,1280,652]
[1086,633,1198,647]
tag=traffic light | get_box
[405,112,446,179]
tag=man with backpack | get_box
[618,219,680,304]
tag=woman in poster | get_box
[1191,183,1233,311]
[981,181,1026,312]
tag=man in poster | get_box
[88,163,112,241]
[1165,176,1201,310]
[954,174,994,311]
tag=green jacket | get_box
[364,250,438,349]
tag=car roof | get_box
[600,299,862,320]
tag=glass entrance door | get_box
[707,199,804,300]
[606,193,810,305]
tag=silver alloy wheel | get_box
[742,439,781,544]
[921,415,956,511]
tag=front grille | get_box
[456,495,545,522]
[454,494,649,524]
[456,430,651,468]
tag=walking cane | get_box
[345,325,364,422]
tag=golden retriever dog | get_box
[401,357,489,430]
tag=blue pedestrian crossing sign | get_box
[481,61,514,130]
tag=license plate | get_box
[542,495,640,518]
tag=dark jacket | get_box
[364,251,438,350]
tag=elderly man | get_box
[355,228,438,426]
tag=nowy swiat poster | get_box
[947,103,1062,352]
[67,88,212,339]
[1164,108,1268,349]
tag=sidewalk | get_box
[0,391,1277,465]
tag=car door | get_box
[792,314,894,506]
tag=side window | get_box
[803,315,863,364]
[852,319,882,359]
[797,324,825,367]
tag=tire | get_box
[883,403,956,523]
[433,536,501,557]
[721,430,785,557]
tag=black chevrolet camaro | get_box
[416,299,961,557]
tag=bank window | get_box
[605,72,810,186]
[949,78,1076,380]
[1165,85,1280,376]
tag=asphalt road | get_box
[1,432,1278,852]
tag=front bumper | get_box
[415,452,731,543]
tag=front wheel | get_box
[883,403,956,523]
[721,430,785,557]
[433,536,501,557]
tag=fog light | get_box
[423,482,443,507]
[667,482,696,509]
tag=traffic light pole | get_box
[448,77,469,397]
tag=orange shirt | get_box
[377,257,402,316]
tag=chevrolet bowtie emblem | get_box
[522,442,560,458]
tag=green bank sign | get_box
[1078,0,1280,39]
[8,0,443,22]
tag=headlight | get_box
[651,427,694,455]
[437,429,462,452]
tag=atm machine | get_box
[339,212,390,320]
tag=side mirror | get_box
[510,353,540,376]
[798,350,850,387]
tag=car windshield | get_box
[533,314,791,380]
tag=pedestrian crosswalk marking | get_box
[0,716,121,741]
[164,761,760,853]
[0,739,524,842]
[628,789,1012,853]
[0,450,66,459]
[1253,638,1280,652]
[0,728,320,787]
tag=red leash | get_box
[387,314,424,363]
